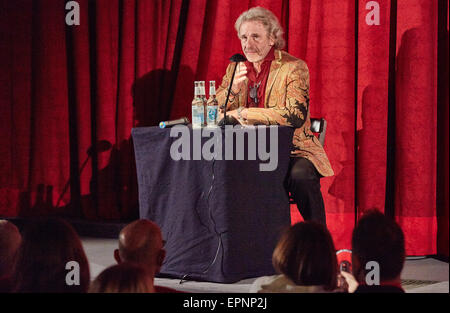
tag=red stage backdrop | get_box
[0,0,448,256]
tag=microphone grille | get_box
[230,54,247,62]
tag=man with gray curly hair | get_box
[234,6,286,53]
[216,7,334,225]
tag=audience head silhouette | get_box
[272,221,338,291]
[114,219,165,277]
[89,262,154,293]
[12,217,90,293]
[352,209,405,284]
[0,220,22,278]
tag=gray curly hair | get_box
[235,7,286,50]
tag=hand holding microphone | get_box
[231,62,247,95]
[220,63,247,114]
[218,53,247,127]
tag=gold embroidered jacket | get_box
[216,49,334,177]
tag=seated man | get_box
[0,220,22,292]
[216,7,333,225]
[89,263,155,293]
[114,219,183,293]
[341,209,406,293]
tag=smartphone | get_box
[340,260,351,273]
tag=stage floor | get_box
[82,237,449,293]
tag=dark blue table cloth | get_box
[131,125,293,283]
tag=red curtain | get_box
[0,0,448,256]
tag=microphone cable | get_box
[179,134,224,284]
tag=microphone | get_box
[159,117,190,128]
[230,53,247,62]
[219,53,247,128]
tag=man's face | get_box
[239,21,275,63]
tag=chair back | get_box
[310,118,327,146]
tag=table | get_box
[131,125,293,283]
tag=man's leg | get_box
[285,157,326,225]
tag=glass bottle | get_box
[206,81,218,127]
[191,81,204,128]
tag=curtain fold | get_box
[437,0,449,258]
[356,0,390,217]
[394,0,438,255]
[0,0,447,256]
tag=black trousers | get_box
[285,157,326,226]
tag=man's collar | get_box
[274,49,282,62]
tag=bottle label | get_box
[192,104,204,128]
[209,80,216,97]
[206,105,218,126]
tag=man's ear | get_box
[114,249,122,264]
[269,35,275,46]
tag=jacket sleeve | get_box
[215,63,241,111]
[245,61,309,128]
